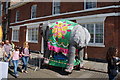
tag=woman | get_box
[21,42,31,73]
[8,46,20,77]
[106,47,120,80]
[0,42,6,61]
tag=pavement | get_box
[8,64,108,79]
[83,60,107,73]
[7,53,109,79]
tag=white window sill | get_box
[87,43,105,47]
[52,13,61,16]
[84,7,97,10]
[31,17,36,20]
[27,41,38,43]
[11,40,19,42]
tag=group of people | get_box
[0,40,31,77]
[0,40,120,80]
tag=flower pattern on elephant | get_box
[52,21,71,39]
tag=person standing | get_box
[8,46,20,77]
[106,47,120,80]
[0,42,6,61]
[3,40,12,66]
[21,42,31,73]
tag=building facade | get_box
[8,1,120,60]
[2,1,10,40]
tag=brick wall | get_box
[86,16,120,60]
[9,2,118,24]
[9,26,42,51]
[8,2,120,60]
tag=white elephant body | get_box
[42,20,91,55]
[41,20,91,72]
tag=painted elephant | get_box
[41,19,91,72]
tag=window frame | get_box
[0,2,2,16]
[26,27,39,43]
[5,2,9,14]
[15,10,20,22]
[81,22,104,47]
[52,0,60,15]
[12,29,19,42]
[84,0,97,10]
[31,4,37,19]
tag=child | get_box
[106,47,120,80]
[21,42,31,73]
[8,46,20,77]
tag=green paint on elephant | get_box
[48,19,78,54]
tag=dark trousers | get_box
[108,73,117,80]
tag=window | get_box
[5,2,9,14]
[95,23,103,43]
[86,24,94,43]
[12,29,19,41]
[31,5,37,18]
[53,0,60,14]
[16,10,20,22]
[84,0,97,9]
[81,23,104,44]
[0,2,2,16]
[27,28,38,42]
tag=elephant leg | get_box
[78,48,84,67]
[43,41,50,58]
[65,44,76,72]
[43,41,51,64]
[44,48,51,59]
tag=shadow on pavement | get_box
[8,66,22,78]
[81,67,107,74]
[41,64,70,75]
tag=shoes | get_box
[43,59,49,64]
[15,74,19,77]
[21,69,28,73]
[25,71,28,73]
[14,74,19,78]
[21,69,24,73]
[65,66,73,73]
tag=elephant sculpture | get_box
[41,19,91,73]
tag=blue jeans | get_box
[12,60,19,75]
[22,56,29,71]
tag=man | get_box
[3,40,12,66]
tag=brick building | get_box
[1,1,10,40]
[8,1,120,60]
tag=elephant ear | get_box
[83,27,91,45]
